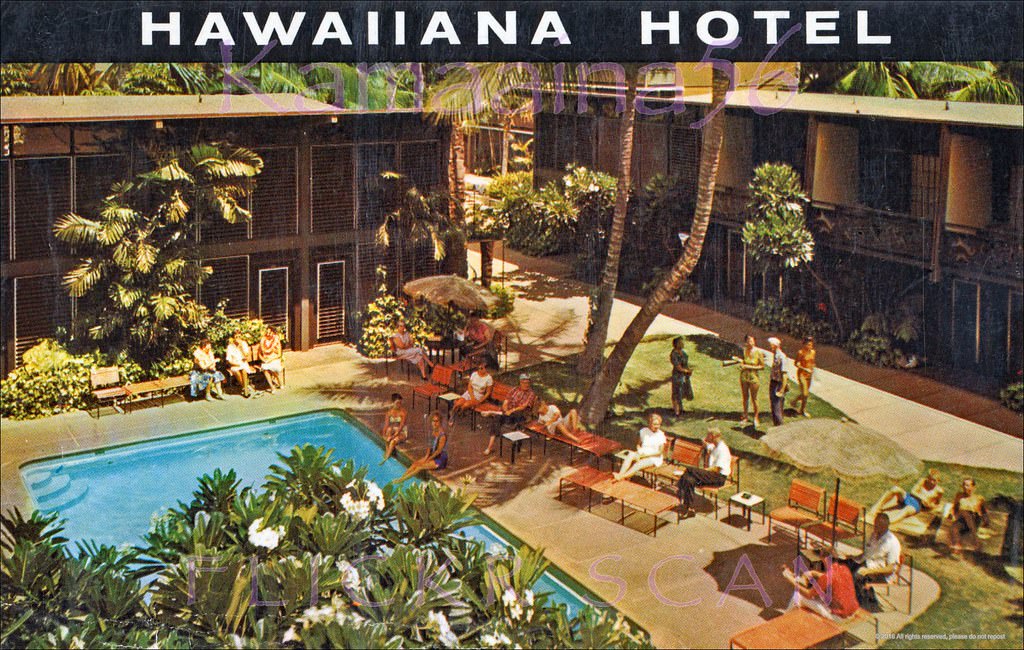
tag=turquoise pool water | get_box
[20,410,595,616]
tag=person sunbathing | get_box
[950,477,990,555]
[535,399,585,443]
[380,393,409,463]
[393,412,448,484]
[868,469,944,525]
[612,412,666,482]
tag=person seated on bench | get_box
[868,469,943,525]
[257,326,285,392]
[484,374,536,455]
[380,393,409,463]
[451,361,493,421]
[191,338,225,401]
[393,412,448,484]
[612,412,667,482]
[535,399,584,443]
[836,512,901,604]
[459,313,493,360]
[782,557,859,621]
[676,429,731,516]
[225,330,255,397]
[950,476,989,556]
[391,321,431,380]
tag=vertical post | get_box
[931,125,951,283]
[296,126,314,350]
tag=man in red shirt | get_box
[782,559,859,620]
[484,374,536,455]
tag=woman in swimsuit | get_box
[394,412,448,484]
[380,393,409,462]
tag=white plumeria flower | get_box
[330,465,342,476]
[508,601,523,621]
[427,611,459,648]
[523,590,534,607]
[247,518,285,550]
[282,627,299,643]
[364,481,386,510]
[336,559,361,591]
[501,587,518,607]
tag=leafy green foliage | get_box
[53,142,263,370]
[486,283,516,319]
[752,299,838,344]
[475,167,617,260]
[377,173,460,263]
[357,268,431,358]
[1000,380,1024,412]
[844,309,922,367]
[1,448,652,648]
[742,163,814,272]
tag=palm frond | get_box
[63,260,106,297]
[53,213,102,245]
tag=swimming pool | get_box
[20,410,599,616]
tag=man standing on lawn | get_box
[767,337,788,426]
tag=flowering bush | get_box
[1,446,652,649]
[357,273,431,358]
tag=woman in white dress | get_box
[225,330,255,397]
[391,321,430,379]
[612,412,667,482]
[257,326,285,392]
[451,361,493,419]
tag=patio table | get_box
[728,608,844,649]
[500,431,533,464]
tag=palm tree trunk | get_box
[577,77,637,375]
[579,68,730,427]
[500,117,511,175]
[443,123,468,276]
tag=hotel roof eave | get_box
[547,85,1024,129]
[0,94,425,125]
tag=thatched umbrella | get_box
[403,275,497,312]
[759,419,922,480]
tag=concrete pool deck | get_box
[4,250,1020,647]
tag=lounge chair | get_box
[800,495,867,551]
[412,365,456,412]
[558,467,679,536]
[90,366,130,418]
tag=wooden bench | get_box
[412,364,457,412]
[801,496,867,551]
[471,381,513,428]
[526,421,623,468]
[90,366,130,418]
[124,375,190,411]
[769,479,827,546]
[558,467,679,536]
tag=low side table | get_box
[728,492,766,531]
[500,431,533,464]
[437,392,461,419]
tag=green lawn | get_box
[502,334,1024,650]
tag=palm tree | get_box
[579,67,731,427]
[53,143,263,364]
[577,65,639,375]
[375,172,459,284]
[28,63,117,95]
[802,61,1021,104]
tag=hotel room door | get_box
[316,260,347,343]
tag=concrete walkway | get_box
[477,249,1023,474]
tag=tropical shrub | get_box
[999,379,1023,412]
[53,142,263,371]
[844,310,921,368]
[0,447,652,649]
[0,341,140,420]
[752,299,838,344]
[358,272,431,358]
[487,283,516,319]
